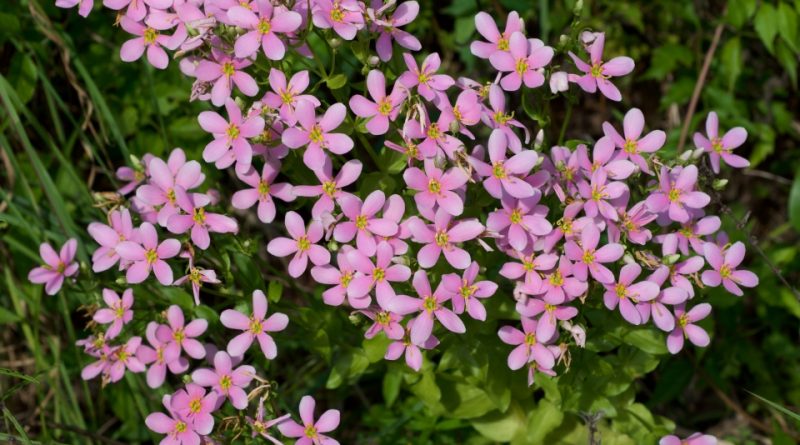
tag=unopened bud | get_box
[327,239,339,252]
[348,313,361,325]
[692,147,704,159]
[573,0,584,15]
[712,178,728,190]
[679,150,693,161]
[558,34,569,47]
[115,276,127,286]
[367,56,380,67]
[328,37,341,48]
[534,155,545,167]
[622,253,635,265]
[449,119,461,133]
[663,253,681,265]
[549,71,569,94]
[534,129,545,150]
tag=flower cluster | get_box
[43,0,760,441]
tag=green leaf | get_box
[382,366,402,407]
[643,43,693,80]
[778,2,799,52]
[720,37,742,91]
[7,53,37,104]
[747,390,800,423]
[409,370,442,409]
[750,125,775,168]
[471,402,526,442]
[524,399,565,443]
[440,379,495,419]
[755,3,779,52]
[776,39,799,87]
[622,328,668,355]
[726,0,757,27]
[0,306,20,324]
[362,335,391,363]
[789,169,800,231]
[267,280,283,303]
[325,348,369,389]
[326,74,347,90]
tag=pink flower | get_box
[119,17,180,70]
[487,194,552,251]
[277,395,341,444]
[88,207,137,272]
[577,168,627,221]
[312,0,364,40]
[56,0,93,17]
[334,191,399,256]
[471,130,538,199]
[221,290,289,359]
[192,351,255,410]
[490,32,554,91]
[311,248,359,307]
[387,270,466,345]
[195,49,258,106]
[83,337,145,384]
[669,256,705,298]
[263,69,321,126]
[116,222,180,285]
[576,137,636,180]
[294,158,362,218]
[404,113,462,159]
[166,189,238,250]
[701,241,758,296]
[611,201,656,245]
[441,262,498,321]
[564,224,624,284]
[386,130,424,164]
[645,165,711,223]
[137,321,187,389]
[403,159,468,216]
[694,111,749,174]
[370,1,421,61]
[637,266,689,332]
[568,33,635,101]
[398,52,455,101]
[93,288,134,339]
[349,70,406,135]
[227,2,302,60]
[267,212,331,277]
[657,215,720,256]
[660,433,717,445]
[470,11,524,59]
[146,394,204,445]
[199,99,265,174]
[498,317,556,371]
[362,308,404,340]
[602,263,660,325]
[171,383,217,435]
[516,297,578,341]
[667,303,712,354]
[157,305,208,360]
[28,239,78,295]
[345,241,411,309]
[232,159,295,224]
[530,255,587,304]
[247,398,291,443]
[441,89,482,137]
[484,85,528,152]
[282,102,354,170]
[385,318,439,371]
[603,108,666,173]
[499,249,559,289]
[407,210,484,269]
[135,155,205,226]
[174,259,220,305]
[104,0,169,21]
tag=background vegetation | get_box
[1,0,799,443]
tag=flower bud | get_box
[115,276,126,286]
[622,253,635,264]
[573,0,584,15]
[549,71,569,94]
[328,37,342,48]
[327,239,339,252]
[679,150,693,161]
[580,31,598,45]
[367,56,380,67]
[713,178,728,190]
[449,119,461,134]
[558,34,569,47]
[534,129,545,150]
[692,147,705,159]
[663,253,681,265]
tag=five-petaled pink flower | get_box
[564,224,624,284]
[166,189,238,250]
[294,158,362,218]
[403,159,469,216]
[88,207,137,272]
[602,263,660,325]
[277,395,341,445]
[136,155,205,226]
[487,194,552,252]
[441,262,498,321]
[385,318,439,371]
[603,108,666,173]
[192,350,255,410]
[490,32,554,91]
[645,165,710,223]
[388,270,466,345]
[158,305,208,360]
[312,0,364,40]
[267,211,331,277]
[119,17,180,69]
[701,241,758,296]
[407,210,484,269]
[93,288,134,339]
[568,32,635,101]
[667,303,711,354]
[199,98,265,174]
[370,1,422,61]
[116,222,180,285]
[498,317,556,371]
[137,321,187,389]
[349,70,406,135]
[471,130,538,199]
[470,11,524,59]
[227,2,302,60]
[170,383,217,435]
[263,69,321,126]
[282,102,354,170]
[693,111,750,174]
[232,159,295,223]
[334,191,399,256]
[398,52,455,101]
[194,48,258,106]
[146,394,204,445]
[346,241,411,309]
[221,290,289,359]
[28,238,78,295]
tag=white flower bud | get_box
[367,56,380,67]
[692,147,705,159]
[549,71,569,94]
[679,150,693,161]
[534,129,545,149]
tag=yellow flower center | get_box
[56,262,67,274]
[434,231,449,247]
[189,398,202,414]
[192,207,206,225]
[679,226,694,238]
[720,264,732,279]
[426,122,441,140]
[590,63,604,78]
[417,71,430,84]
[668,188,681,202]
[376,311,391,325]
[330,5,344,22]
[219,374,232,390]
[422,295,438,312]
[678,313,689,328]
[378,99,393,116]
[453,106,463,122]
[494,111,512,125]
[459,284,477,300]
[279,90,294,105]
[591,187,606,202]
[355,215,368,230]
[166,188,177,204]
[115,306,125,318]
[249,318,263,334]
[305,424,319,438]
[309,125,324,144]
[510,208,522,224]
[373,267,385,282]
[257,180,270,197]
[173,329,185,343]
[615,283,627,299]
[427,178,441,194]
[711,138,724,154]
[296,236,311,252]
[524,332,537,346]
[497,36,509,51]
[492,161,506,179]
[322,181,337,197]
[257,18,272,35]
[405,143,419,159]
[175,421,187,433]
[623,139,638,154]
[549,271,564,286]
[558,218,574,235]
[227,123,240,140]
[189,268,203,285]
[582,250,595,264]
[222,62,236,77]
[340,271,353,288]
[145,249,159,264]
[143,27,158,44]
[515,58,529,75]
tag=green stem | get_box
[558,101,574,145]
